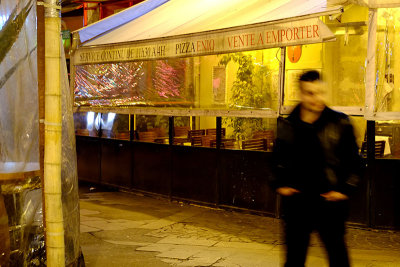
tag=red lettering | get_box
[279,30,286,42]
[294,27,299,40]
[306,25,312,38]
[234,36,239,47]
[227,37,233,48]
[251,34,255,46]
[239,35,244,47]
[286,28,293,41]
[272,31,278,42]
[313,25,319,37]
[258,33,264,45]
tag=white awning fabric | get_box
[77,0,169,44]
[73,0,343,64]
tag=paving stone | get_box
[81,220,130,231]
[136,243,175,253]
[157,235,218,246]
[80,225,101,233]
[213,241,275,251]
[80,209,101,216]
[102,240,150,246]
[177,255,221,266]
[156,247,202,260]
[80,215,105,222]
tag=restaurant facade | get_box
[71,0,400,229]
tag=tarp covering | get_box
[0,0,80,265]
[80,0,342,47]
[78,0,169,44]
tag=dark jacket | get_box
[271,105,361,196]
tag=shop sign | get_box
[74,17,335,65]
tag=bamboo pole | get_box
[37,0,46,231]
[44,0,65,266]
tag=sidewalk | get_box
[79,186,400,267]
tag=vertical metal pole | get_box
[278,47,286,115]
[216,117,222,150]
[366,120,375,227]
[130,114,135,189]
[215,117,222,206]
[129,114,135,141]
[169,116,174,145]
[168,116,174,200]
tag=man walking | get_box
[272,70,361,267]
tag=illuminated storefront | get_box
[71,0,400,228]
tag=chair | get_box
[76,129,89,136]
[361,140,385,158]
[253,130,275,151]
[148,127,167,137]
[188,129,205,139]
[115,131,130,140]
[190,136,202,146]
[138,131,157,143]
[201,135,216,147]
[242,138,268,151]
[206,128,226,137]
[174,126,191,137]
[210,139,236,149]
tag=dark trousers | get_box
[282,194,350,267]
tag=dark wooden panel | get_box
[370,159,400,229]
[219,149,276,215]
[172,146,218,203]
[76,136,101,183]
[100,139,132,189]
[132,142,171,195]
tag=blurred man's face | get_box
[299,81,326,113]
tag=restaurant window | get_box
[100,113,129,140]
[135,115,169,144]
[74,112,100,137]
[196,48,280,112]
[222,117,276,151]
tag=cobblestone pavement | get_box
[79,188,400,267]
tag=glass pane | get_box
[375,8,400,113]
[222,117,277,151]
[375,120,400,158]
[73,112,100,137]
[324,6,367,107]
[351,116,367,150]
[100,113,129,140]
[135,115,169,144]
[197,49,280,111]
[173,116,191,146]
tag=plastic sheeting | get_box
[0,0,80,265]
[74,58,194,106]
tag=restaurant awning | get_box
[73,0,343,64]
